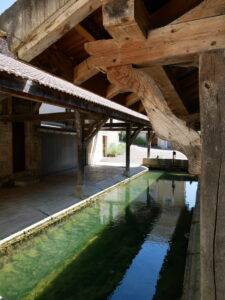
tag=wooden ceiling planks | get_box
[3,0,217,124]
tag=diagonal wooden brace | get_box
[107,65,201,174]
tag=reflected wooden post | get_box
[124,124,131,177]
[147,130,151,158]
[75,110,85,199]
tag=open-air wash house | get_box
[0,0,224,300]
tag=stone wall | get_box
[25,121,42,177]
[0,98,42,185]
[0,121,13,186]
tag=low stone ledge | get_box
[143,158,188,171]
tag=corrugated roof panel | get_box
[0,53,149,122]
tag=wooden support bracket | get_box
[84,117,109,145]
[130,126,144,144]
[107,65,201,175]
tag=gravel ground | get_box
[100,145,187,167]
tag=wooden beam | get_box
[125,93,140,107]
[102,0,188,117]
[102,0,150,42]
[138,103,145,113]
[33,102,42,114]
[85,15,225,68]
[75,110,85,198]
[143,66,188,115]
[173,0,225,24]
[102,0,150,85]
[106,84,130,99]
[0,112,77,122]
[75,24,95,42]
[17,0,102,61]
[73,26,100,85]
[74,58,99,85]
[179,113,200,123]
[130,126,144,144]
[199,49,225,300]
[32,47,75,82]
[146,130,155,158]
[107,65,201,174]
[84,117,108,145]
[73,0,150,86]
[0,111,104,122]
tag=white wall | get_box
[157,138,171,149]
[88,131,120,165]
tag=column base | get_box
[123,170,131,177]
[74,184,86,199]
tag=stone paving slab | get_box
[0,165,145,240]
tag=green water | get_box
[0,171,198,300]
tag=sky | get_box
[0,0,16,14]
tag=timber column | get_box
[75,110,85,199]
[199,49,225,300]
[146,130,155,158]
[124,124,131,177]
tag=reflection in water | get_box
[0,171,198,300]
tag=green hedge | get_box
[107,143,125,157]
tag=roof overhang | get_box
[0,54,150,126]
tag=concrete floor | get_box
[0,165,145,240]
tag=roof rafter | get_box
[102,0,188,116]
[172,0,225,24]
[85,14,225,68]
[14,0,102,61]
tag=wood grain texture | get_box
[199,49,225,300]
[0,30,7,38]
[74,58,99,85]
[102,0,187,118]
[125,93,140,107]
[103,0,150,42]
[107,65,201,174]
[173,0,225,24]
[85,15,225,68]
[143,66,188,115]
[106,84,130,99]
[17,0,102,61]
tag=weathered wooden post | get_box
[75,110,85,199]
[199,49,225,300]
[146,130,155,158]
[124,124,131,177]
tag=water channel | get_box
[0,171,198,300]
